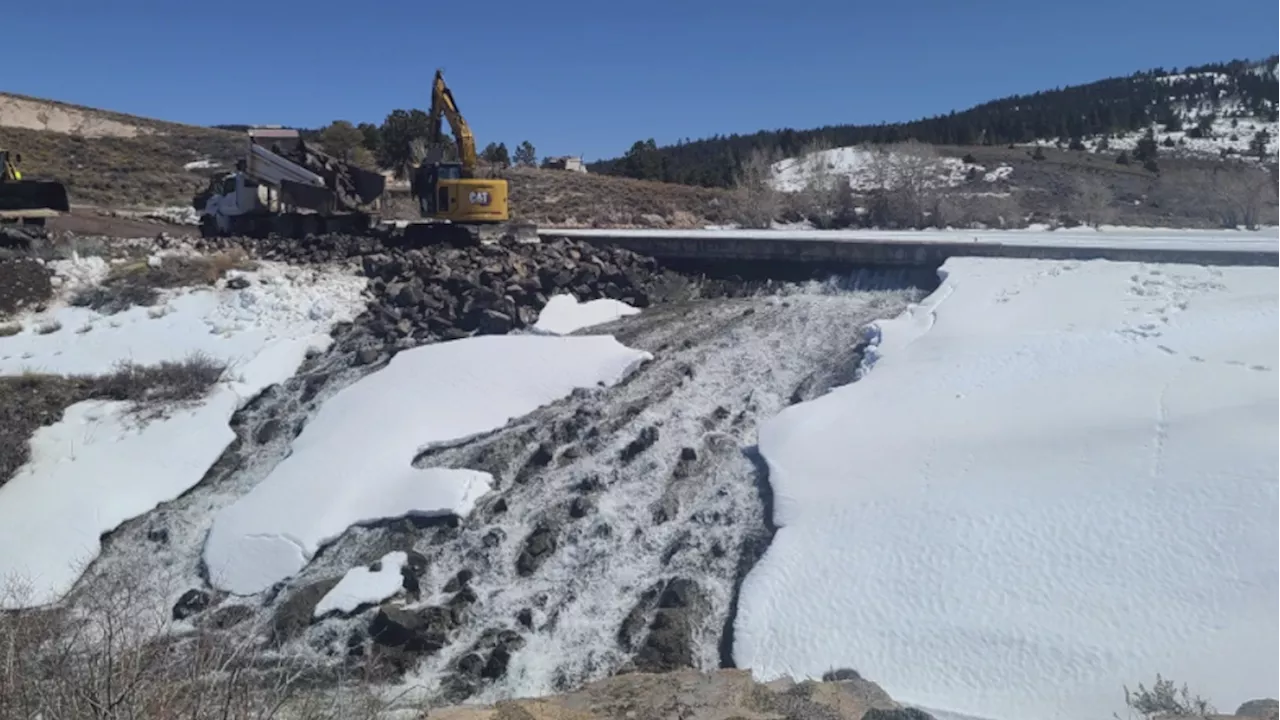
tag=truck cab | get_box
[201,172,265,233]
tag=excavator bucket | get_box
[0,180,71,219]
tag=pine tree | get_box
[513,141,537,167]
[1133,128,1159,163]
[1248,129,1272,159]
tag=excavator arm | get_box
[427,69,479,176]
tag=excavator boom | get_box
[427,70,479,176]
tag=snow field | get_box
[734,256,1279,720]
[0,259,369,608]
[203,334,653,596]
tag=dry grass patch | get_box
[71,250,256,315]
[0,353,227,489]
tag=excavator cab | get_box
[414,161,464,216]
[414,161,509,223]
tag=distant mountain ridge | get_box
[589,56,1279,188]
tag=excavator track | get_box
[398,220,539,248]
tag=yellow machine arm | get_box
[1,151,22,181]
[427,69,479,176]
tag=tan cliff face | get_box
[0,94,158,138]
[420,669,902,720]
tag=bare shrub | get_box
[788,138,859,229]
[863,141,945,229]
[1121,675,1214,719]
[0,575,385,720]
[731,147,783,229]
[96,352,228,414]
[1158,164,1276,229]
[1071,174,1116,228]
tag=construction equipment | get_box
[0,149,70,226]
[405,70,536,245]
[196,127,386,238]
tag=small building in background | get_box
[542,155,587,173]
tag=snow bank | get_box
[0,263,368,608]
[735,257,1279,720]
[314,551,410,618]
[532,294,640,335]
[0,263,367,386]
[204,334,652,596]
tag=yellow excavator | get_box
[0,149,70,227]
[406,70,536,245]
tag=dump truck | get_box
[196,127,386,238]
[0,149,70,227]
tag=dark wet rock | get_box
[516,526,557,577]
[206,604,255,630]
[619,578,710,673]
[172,588,210,620]
[486,497,508,518]
[679,446,698,462]
[822,668,863,682]
[346,628,367,657]
[146,527,170,544]
[369,605,455,654]
[456,652,485,677]
[271,577,341,643]
[449,586,479,609]
[568,495,594,519]
[403,550,429,576]
[443,569,474,593]
[225,275,251,290]
[516,608,534,629]
[254,418,282,444]
[527,442,555,469]
[651,493,679,525]
[482,528,506,548]
[619,425,659,463]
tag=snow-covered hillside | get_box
[771,145,1012,193]
[1060,108,1277,160]
[735,256,1279,720]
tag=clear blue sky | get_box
[7,0,1277,161]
